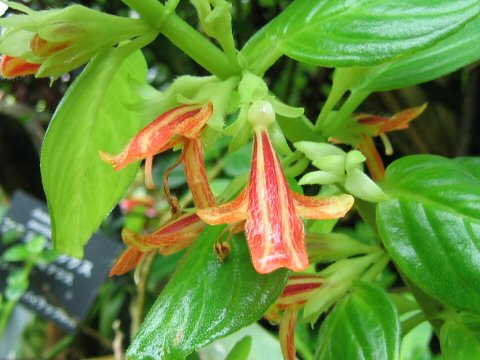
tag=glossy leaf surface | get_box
[41,49,147,257]
[440,313,480,360]
[127,225,289,360]
[315,281,400,360]
[349,15,480,91]
[263,0,480,67]
[377,156,480,313]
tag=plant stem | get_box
[132,251,156,336]
[122,0,239,79]
[0,300,15,338]
[250,45,283,76]
[317,89,370,136]
[401,311,427,336]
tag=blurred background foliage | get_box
[0,0,479,358]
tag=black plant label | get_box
[0,191,122,333]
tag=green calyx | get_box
[295,141,388,203]
[0,3,151,78]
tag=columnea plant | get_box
[1,0,480,359]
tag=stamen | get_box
[380,133,393,155]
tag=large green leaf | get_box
[377,156,480,313]
[440,313,480,360]
[127,225,289,360]
[251,0,480,67]
[315,281,400,360]
[41,48,147,257]
[347,15,480,92]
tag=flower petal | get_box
[183,139,215,209]
[279,308,298,360]
[125,213,205,253]
[99,104,203,171]
[0,55,40,78]
[30,34,69,57]
[246,129,308,274]
[357,103,427,135]
[109,247,144,277]
[292,192,354,220]
[197,188,248,224]
[173,102,213,139]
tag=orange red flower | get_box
[198,127,353,274]
[100,102,213,189]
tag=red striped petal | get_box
[109,247,144,277]
[1,55,40,78]
[280,308,298,360]
[99,105,201,171]
[124,213,205,251]
[246,129,308,274]
[292,192,354,219]
[183,139,215,209]
[357,104,427,135]
[197,188,248,224]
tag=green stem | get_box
[318,90,370,137]
[401,311,427,336]
[0,256,36,338]
[315,82,348,131]
[240,32,282,76]
[0,300,15,338]
[45,335,75,360]
[122,0,238,79]
[361,252,390,282]
[250,46,283,76]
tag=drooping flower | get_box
[264,275,324,360]
[100,102,213,189]
[0,55,40,77]
[198,101,354,274]
[109,133,215,276]
[109,213,206,276]
[0,3,149,78]
[348,104,427,180]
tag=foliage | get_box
[0,0,479,359]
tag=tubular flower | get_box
[264,275,324,360]
[354,104,427,180]
[109,134,215,276]
[198,101,354,274]
[0,4,149,78]
[109,213,206,276]
[0,55,40,78]
[100,102,213,189]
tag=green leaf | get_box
[440,313,480,360]
[400,322,434,360]
[224,144,252,177]
[225,336,252,360]
[6,269,29,301]
[315,281,400,360]
[40,48,147,257]
[348,15,480,92]
[127,225,289,360]
[277,115,317,143]
[3,244,29,262]
[377,156,480,313]
[260,0,480,67]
